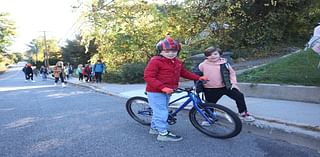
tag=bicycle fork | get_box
[194,102,218,124]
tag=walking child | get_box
[93,60,105,83]
[53,61,66,87]
[25,63,35,82]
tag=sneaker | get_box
[32,80,35,82]
[157,131,183,142]
[54,83,57,86]
[149,128,158,135]
[62,83,66,87]
[240,112,255,122]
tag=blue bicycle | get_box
[126,82,242,139]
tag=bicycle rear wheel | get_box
[126,96,152,125]
[189,103,242,139]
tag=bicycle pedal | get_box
[168,120,176,125]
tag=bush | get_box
[120,62,146,83]
[105,62,146,83]
[105,71,122,83]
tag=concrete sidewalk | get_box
[64,77,320,150]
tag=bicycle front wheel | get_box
[126,96,152,126]
[189,103,242,139]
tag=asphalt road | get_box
[0,64,319,157]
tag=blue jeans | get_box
[147,92,171,134]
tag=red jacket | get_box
[144,56,200,93]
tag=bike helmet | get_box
[156,37,181,54]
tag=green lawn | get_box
[237,49,320,86]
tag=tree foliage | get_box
[28,37,62,66]
[0,12,16,53]
[61,35,97,66]
[73,0,320,82]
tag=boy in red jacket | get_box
[144,37,207,142]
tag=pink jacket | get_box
[198,58,238,89]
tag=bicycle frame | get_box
[168,90,215,123]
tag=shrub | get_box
[104,71,122,83]
[105,62,146,83]
[120,62,146,83]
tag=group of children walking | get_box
[22,59,105,87]
[76,60,105,83]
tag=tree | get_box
[80,0,169,71]
[26,40,39,66]
[61,35,96,66]
[0,12,16,53]
[27,37,61,66]
[78,0,320,72]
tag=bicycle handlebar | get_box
[174,87,193,93]
[173,80,209,94]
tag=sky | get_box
[0,0,83,52]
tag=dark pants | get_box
[79,73,83,81]
[55,73,65,83]
[26,73,33,80]
[95,72,102,83]
[204,87,247,113]
[85,75,91,82]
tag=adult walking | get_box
[93,60,105,83]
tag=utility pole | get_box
[43,31,49,67]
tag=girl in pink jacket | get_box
[198,47,255,122]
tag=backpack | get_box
[192,62,205,93]
[192,62,203,76]
[220,63,232,90]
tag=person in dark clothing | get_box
[22,64,28,81]
[40,65,48,80]
[25,63,35,82]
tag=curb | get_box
[242,120,320,152]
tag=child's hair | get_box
[204,47,222,57]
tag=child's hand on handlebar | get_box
[161,87,174,94]
[199,76,208,81]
